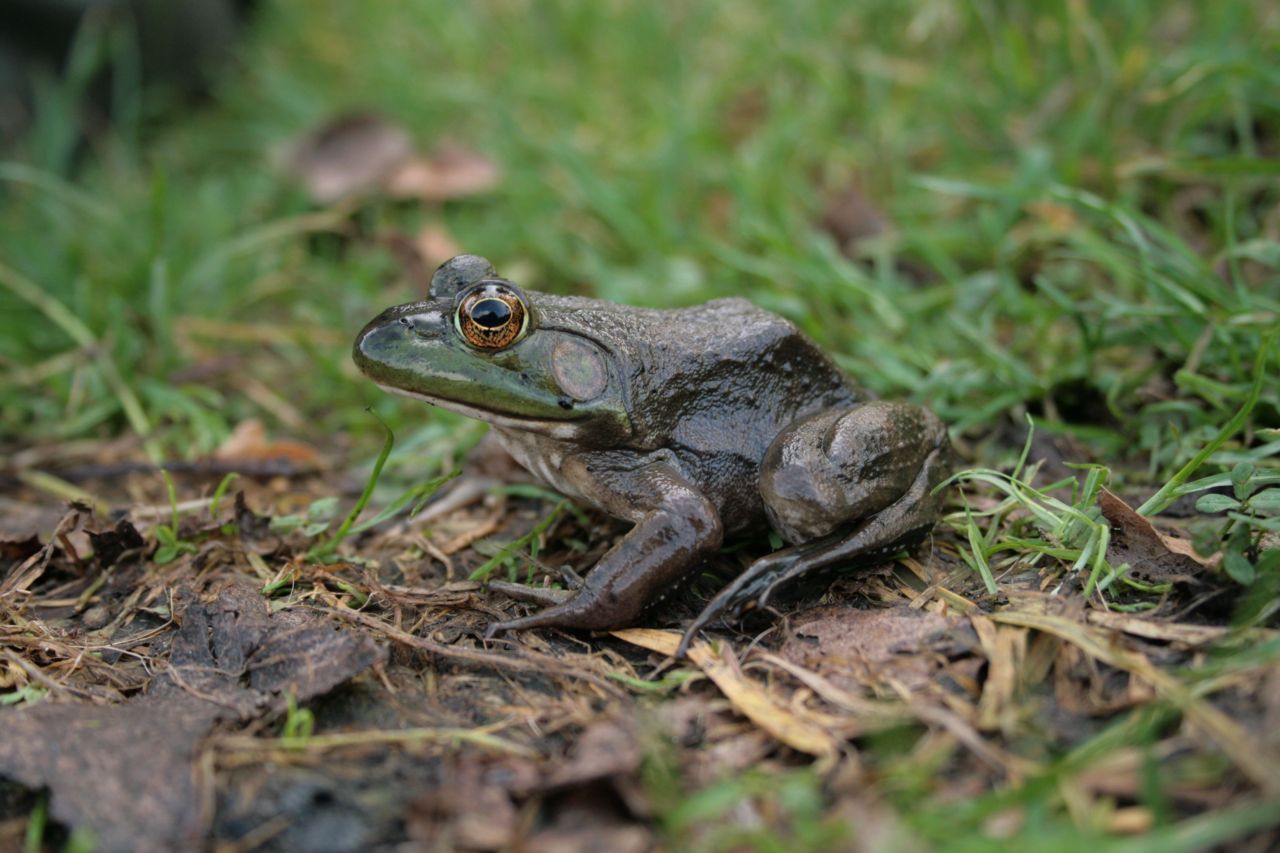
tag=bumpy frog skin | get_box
[354,255,952,655]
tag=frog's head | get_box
[354,254,631,441]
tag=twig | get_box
[324,606,626,700]
[217,724,538,760]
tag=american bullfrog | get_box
[354,255,952,654]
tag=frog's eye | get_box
[455,281,529,350]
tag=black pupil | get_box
[471,298,511,328]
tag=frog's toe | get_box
[678,551,800,656]
[485,610,559,637]
[487,583,645,634]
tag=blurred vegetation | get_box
[1,2,1279,846]
[3,2,1276,463]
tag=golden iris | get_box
[455,282,528,349]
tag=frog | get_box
[354,254,952,656]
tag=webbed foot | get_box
[676,442,949,658]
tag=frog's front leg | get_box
[678,401,951,656]
[486,455,723,635]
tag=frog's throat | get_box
[377,384,585,440]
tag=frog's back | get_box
[625,297,861,441]
[535,294,861,529]
[536,294,859,435]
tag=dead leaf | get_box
[414,222,463,271]
[521,786,652,853]
[87,518,145,568]
[284,112,414,203]
[0,532,41,567]
[522,821,652,853]
[0,496,66,542]
[386,143,502,202]
[157,582,386,708]
[0,696,221,853]
[0,503,88,599]
[231,491,284,558]
[1098,488,1217,584]
[612,627,839,758]
[0,581,385,851]
[820,184,890,253]
[971,615,1027,732]
[989,604,1280,795]
[408,758,524,851]
[1084,609,1259,646]
[0,658,27,689]
[829,794,928,853]
[1053,638,1151,716]
[215,419,322,468]
[1024,200,1080,234]
[542,718,642,790]
[778,604,962,692]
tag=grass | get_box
[2,1,1279,848]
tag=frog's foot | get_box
[677,441,949,658]
[487,459,724,642]
[485,599,588,638]
[676,547,804,657]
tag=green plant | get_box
[280,692,316,750]
[152,469,198,565]
[468,499,575,584]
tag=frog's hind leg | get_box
[677,403,950,657]
[486,460,724,638]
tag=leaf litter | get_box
[282,112,502,206]
[1,429,1279,850]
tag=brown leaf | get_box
[542,718,642,790]
[0,503,88,598]
[408,758,524,851]
[214,419,323,468]
[414,222,463,271]
[0,581,385,852]
[0,696,221,853]
[1024,200,1080,234]
[820,184,890,253]
[87,518,145,569]
[521,788,652,853]
[1098,487,1217,584]
[385,142,502,202]
[971,615,1027,732]
[523,822,652,853]
[0,532,41,566]
[990,605,1280,795]
[284,112,414,203]
[0,496,66,542]
[612,628,839,758]
[233,491,281,556]
[1084,609,1242,646]
[778,604,962,692]
[155,582,386,710]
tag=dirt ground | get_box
[1,434,1278,852]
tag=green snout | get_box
[353,301,622,427]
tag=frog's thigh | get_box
[679,433,950,655]
[761,401,947,543]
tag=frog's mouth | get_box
[376,384,586,440]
